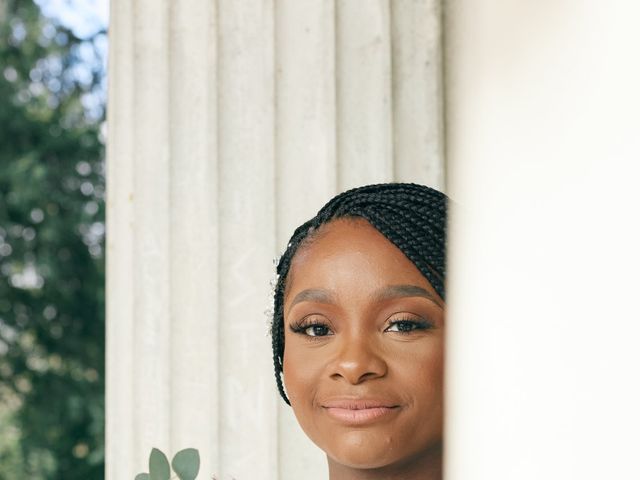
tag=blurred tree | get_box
[0,0,106,478]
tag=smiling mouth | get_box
[321,400,401,425]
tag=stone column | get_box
[106,1,444,478]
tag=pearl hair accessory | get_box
[264,254,281,337]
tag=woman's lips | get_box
[321,399,400,425]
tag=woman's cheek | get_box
[283,343,319,406]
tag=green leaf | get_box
[135,474,150,480]
[149,448,171,480]
[171,448,200,480]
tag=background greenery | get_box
[0,0,106,478]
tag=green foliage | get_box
[136,448,200,480]
[171,449,200,480]
[149,449,171,480]
[0,0,106,478]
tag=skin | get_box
[282,218,445,480]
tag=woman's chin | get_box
[320,430,401,469]
[318,427,442,474]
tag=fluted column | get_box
[107,0,221,478]
[106,1,444,479]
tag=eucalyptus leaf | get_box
[135,474,150,480]
[171,448,200,480]
[149,448,171,480]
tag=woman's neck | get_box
[327,443,442,480]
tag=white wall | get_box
[105,1,444,478]
[445,1,640,479]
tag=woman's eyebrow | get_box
[287,288,336,314]
[373,284,441,306]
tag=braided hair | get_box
[270,182,448,405]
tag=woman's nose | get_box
[329,334,388,385]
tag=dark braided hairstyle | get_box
[270,182,448,405]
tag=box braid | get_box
[270,182,448,405]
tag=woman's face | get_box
[282,218,444,474]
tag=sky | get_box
[35,0,109,39]
[32,0,110,120]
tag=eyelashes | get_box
[289,316,434,339]
[290,321,333,338]
[385,318,433,333]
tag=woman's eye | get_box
[290,319,333,337]
[304,324,332,337]
[385,319,430,333]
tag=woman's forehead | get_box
[285,218,438,302]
